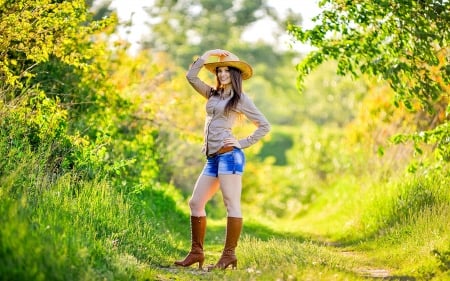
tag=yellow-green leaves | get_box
[288,0,450,163]
[0,0,112,88]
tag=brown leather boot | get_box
[213,217,243,270]
[174,216,206,269]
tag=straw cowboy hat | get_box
[204,52,253,80]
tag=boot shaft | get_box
[212,217,243,270]
[174,216,206,269]
[223,217,242,252]
[190,216,206,252]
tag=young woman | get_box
[174,49,270,270]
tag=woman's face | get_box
[217,66,231,85]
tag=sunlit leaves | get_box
[0,0,115,90]
[288,0,450,162]
[391,121,450,162]
[290,0,449,108]
[0,0,131,180]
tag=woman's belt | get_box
[207,146,234,157]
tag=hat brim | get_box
[204,61,253,80]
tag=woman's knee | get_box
[223,198,241,216]
[188,197,204,212]
[226,208,242,217]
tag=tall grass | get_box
[358,167,450,279]
[361,168,450,239]
[0,144,188,280]
[290,162,450,279]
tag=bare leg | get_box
[207,173,243,270]
[175,174,218,268]
[218,174,242,218]
[189,174,220,216]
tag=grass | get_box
[171,164,450,280]
[0,154,185,280]
[286,167,450,280]
[1,143,449,280]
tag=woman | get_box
[174,49,270,270]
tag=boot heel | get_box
[214,217,243,270]
[174,216,207,269]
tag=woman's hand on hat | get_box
[212,49,230,57]
[202,49,230,59]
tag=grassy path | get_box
[148,183,450,281]
[336,249,391,279]
[151,219,422,281]
[153,239,401,280]
[2,167,447,280]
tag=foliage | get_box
[257,130,293,165]
[0,0,124,180]
[288,0,450,161]
[391,121,450,162]
[0,149,186,280]
[241,124,353,219]
[301,61,367,126]
[0,0,112,90]
[0,0,170,188]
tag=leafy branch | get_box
[288,0,449,162]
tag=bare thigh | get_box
[219,174,242,218]
[189,174,220,216]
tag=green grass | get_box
[1,142,449,280]
[287,167,450,280]
[0,152,185,280]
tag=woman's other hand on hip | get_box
[223,137,241,149]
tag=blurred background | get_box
[82,0,442,219]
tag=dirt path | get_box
[340,251,391,278]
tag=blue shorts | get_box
[202,148,246,177]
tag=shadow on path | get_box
[234,222,418,281]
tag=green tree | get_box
[0,0,164,184]
[0,0,119,176]
[288,0,449,161]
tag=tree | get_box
[288,0,449,161]
[0,0,143,179]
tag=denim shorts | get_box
[202,148,246,177]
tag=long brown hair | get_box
[211,66,242,115]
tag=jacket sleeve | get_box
[238,94,271,149]
[186,58,213,99]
